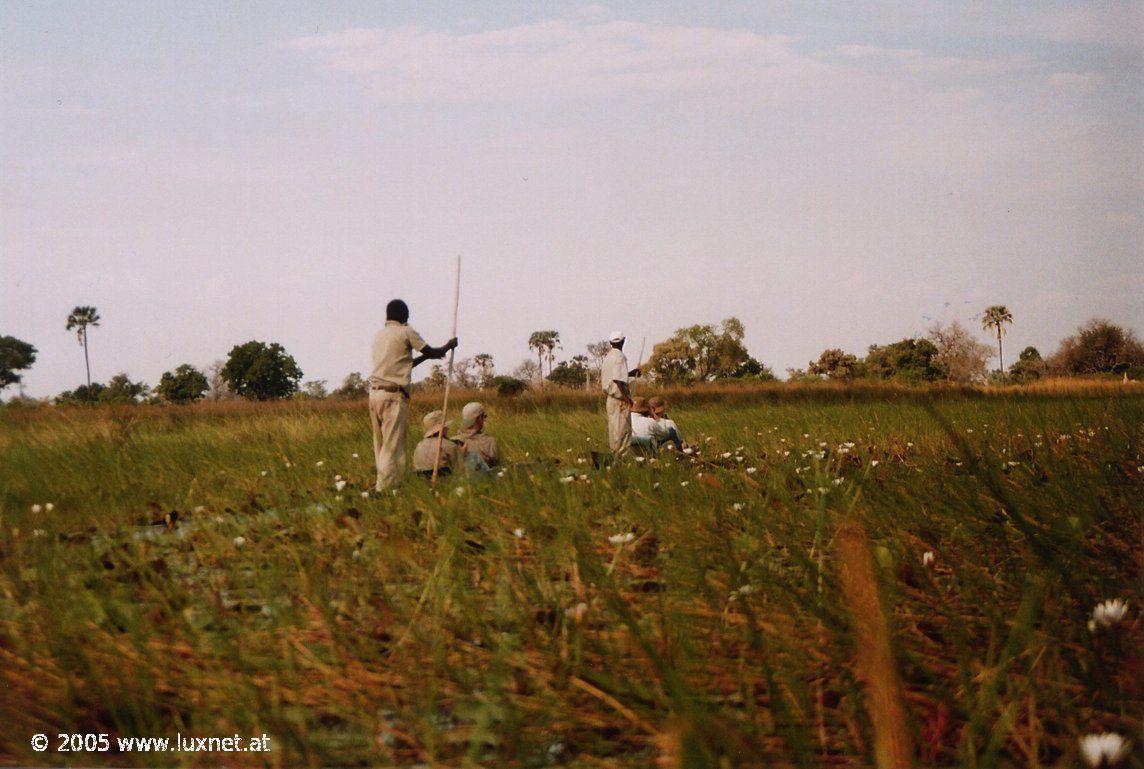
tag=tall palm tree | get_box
[981,305,1013,372]
[66,305,100,396]
[527,332,547,384]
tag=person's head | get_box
[648,395,666,417]
[422,409,450,437]
[461,401,486,432]
[631,397,650,416]
[386,299,410,323]
[609,330,625,350]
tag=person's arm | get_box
[412,337,458,368]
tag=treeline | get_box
[1,309,1142,407]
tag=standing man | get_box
[600,330,641,459]
[369,299,457,490]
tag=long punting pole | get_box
[431,255,461,483]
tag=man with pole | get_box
[368,298,457,491]
[600,330,642,459]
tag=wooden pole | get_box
[431,255,461,483]
[635,336,646,373]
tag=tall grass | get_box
[0,391,1140,766]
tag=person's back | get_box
[412,410,462,475]
[648,396,685,451]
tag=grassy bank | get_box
[1,392,1141,766]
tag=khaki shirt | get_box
[412,435,461,472]
[370,321,428,388]
[600,348,629,399]
[456,429,500,467]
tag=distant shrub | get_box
[491,376,528,397]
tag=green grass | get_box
[1,393,1141,767]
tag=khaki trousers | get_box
[606,396,632,458]
[369,390,409,490]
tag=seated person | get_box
[648,396,685,451]
[630,397,666,455]
[412,410,462,476]
[455,401,500,472]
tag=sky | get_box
[2,1,1142,397]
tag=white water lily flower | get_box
[497,470,506,478]
[30,504,42,513]
[653,482,660,489]
[334,480,347,491]
[682,447,694,455]
[559,476,574,484]
[335,474,343,481]
[832,477,844,486]
[316,460,325,467]
[566,602,589,622]
[746,466,758,473]
[453,486,466,497]
[351,452,358,458]
[261,470,268,476]
[680,481,689,486]
[194,505,206,513]
[45,503,54,512]
[1090,599,1129,630]
[512,528,524,539]
[635,456,645,463]
[871,460,880,467]
[608,532,635,545]
[922,551,935,567]
[1078,733,1130,767]
[732,503,744,511]
[579,475,588,481]
[721,452,732,459]
[360,491,370,499]
[233,536,246,548]
[32,529,47,538]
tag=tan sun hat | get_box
[461,401,485,429]
[422,410,450,436]
[648,395,666,410]
[630,396,650,415]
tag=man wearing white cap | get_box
[600,331,641,458]
[456,401,500,469]
[412,410,462,476]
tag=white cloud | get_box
[1019,2,1144,48]
[290,20,842,104]
[1048,71,1106,91]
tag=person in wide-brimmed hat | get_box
[412,409,461,475]
[648,395,685,451]
[630,397,664,455]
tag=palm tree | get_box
[981,305,1013,372]
[527,332,546,384]
[66,305,100,396]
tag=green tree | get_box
[490,375,528,397]
[57,382,106,405]
[808,348,861,380]
[729,356,776,380]
[332,372,369,400]
[0,335,37,392]
[221,341,303,400]
[981,305,1013,372]
[547,355,591,388]
[101,373,149,404]
[300,380,328,399]
[527,330,561,381]
[1008,346,1046,383]
[472,353,495,388]
[65,305,101,398]
[865,339,942,383]
[157,364,209,403]
[647,317,754,384]
[424,364,448,389]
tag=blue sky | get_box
[2,1,1141,396]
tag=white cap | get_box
[608,330,625,343]
[461,401,485,428]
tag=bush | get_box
[491,376,528,397]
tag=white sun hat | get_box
[608,330,625,343]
